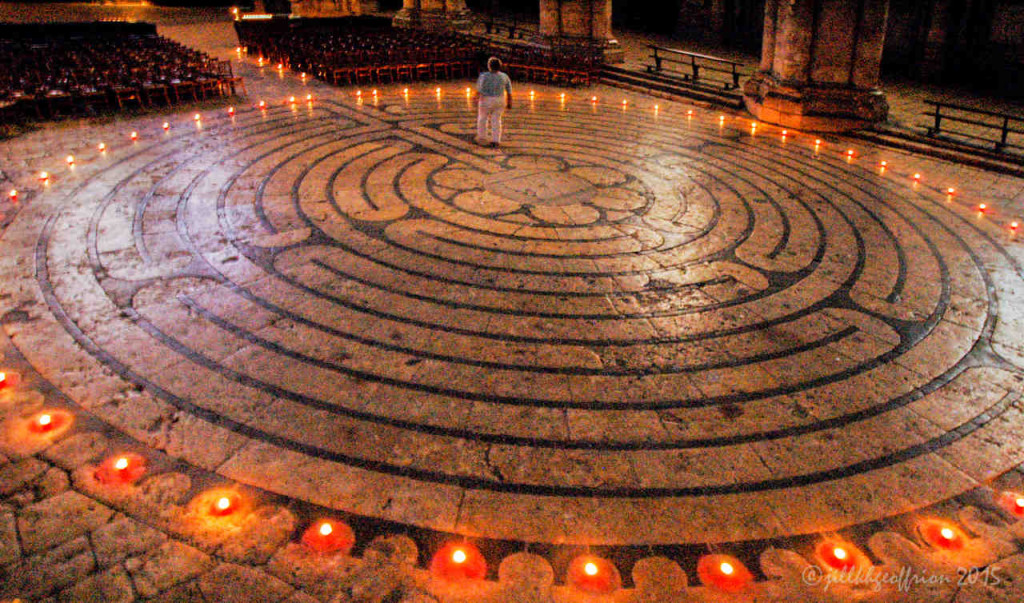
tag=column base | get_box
[393,8,473,30]
[743,72,888,132]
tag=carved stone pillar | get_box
[744,0,890,132]
[393,0,471,29]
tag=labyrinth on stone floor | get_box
[4,89,1024,547]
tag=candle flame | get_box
[584,562,598,576]
[319,522,333,536]
[216,496,231,511]
[452,549,467,564]
[720,562,734,575]
[38,413,52,426]
[833,547,847,560]
[940,527,954,540]
[114,457,129,470]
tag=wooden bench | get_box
[923,100,1024,153]
[646,45,746,90]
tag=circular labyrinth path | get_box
[4,86,1024,548]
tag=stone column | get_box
[744,0,890,132]
[393,0,471,29]
[539,0,621,61]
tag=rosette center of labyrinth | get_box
[8,96,1024,546]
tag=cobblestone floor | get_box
[2,7,1024,603]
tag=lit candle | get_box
[435,87,441,94]
[258,100,266,109]
[38,171,49,182]
[429,542,486,581]
[162,122,170,131]
[814,139,821,146]
[1011,221,1019,231]
[301,519,355,554]
[301,72,306,78]
[130,131,138,141]
[567,556,618,593]
[27,410,70,434]
[356,90,362,97]
[306,94,312,102]
[846,149,854,157]
[697,554,752,592]
[920,519,965,550]
[815,540,862,571]
[947,187,955,195]
[371,89,378,96]
[979,203,987,212]
[591,96,598,102]
[0,371,7,388]
[687,109,693,117]
[289,96,296,104]
[228,106,235,116]
[913,173,922,181]
[98,142,106,152]
[403,88,409,95]
[211,494,237,516]
[66,155,74,166]
[8,189,16,201]
[277,63,283,70]
[879,160,888,167]
[194,113,201,121]
[95,453,146,485]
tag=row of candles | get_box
[4,369,1024,593]
[6,88,1018,234]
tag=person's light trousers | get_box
[477,94,506,143]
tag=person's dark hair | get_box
[487,57,502,72]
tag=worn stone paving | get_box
[2,10,1024,603]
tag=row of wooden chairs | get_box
[3,76,246,121]
[1,31,245,122]
[326,59,476,85]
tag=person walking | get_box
[475,56,513,146]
